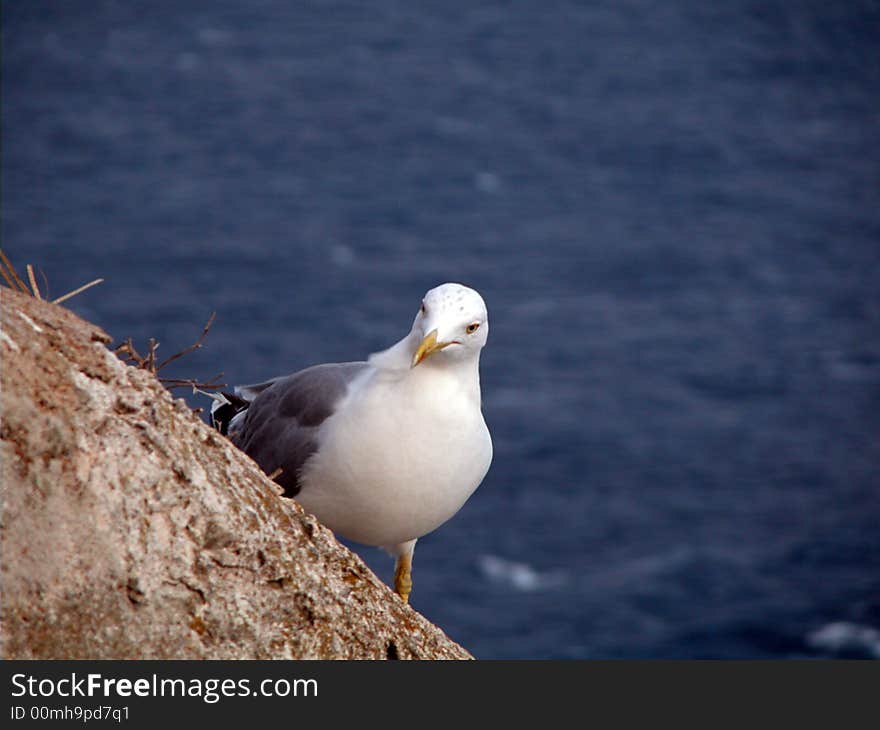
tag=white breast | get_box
[296,366,492,547]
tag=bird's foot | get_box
[394,555,413,604]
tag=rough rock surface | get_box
[0,288,471,659]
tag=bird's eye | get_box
[466,322,480,334]
[420,303,426,315]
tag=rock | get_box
[0,288,471,659]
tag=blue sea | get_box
[4,0,879,659]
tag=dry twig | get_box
[157,312,216,371]
[38,267,50,299]
[26,265,42,299]
[0,250,30,292]
[113,313,226,397]
[0,248,103,303]
[53,278,104,304]
[159,373,226,392]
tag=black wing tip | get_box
[210,391,250,435]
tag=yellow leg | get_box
[394,553,413,603]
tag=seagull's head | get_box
[411,283,489,368]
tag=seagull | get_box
[209,283,493,603]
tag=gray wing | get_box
[231,361,370,497]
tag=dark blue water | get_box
[4,1,879,659]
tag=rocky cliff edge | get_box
[0,288,470,659]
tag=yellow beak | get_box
[411,329,451,368]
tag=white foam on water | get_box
[478,554,566,592]
[806,622,880,659]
